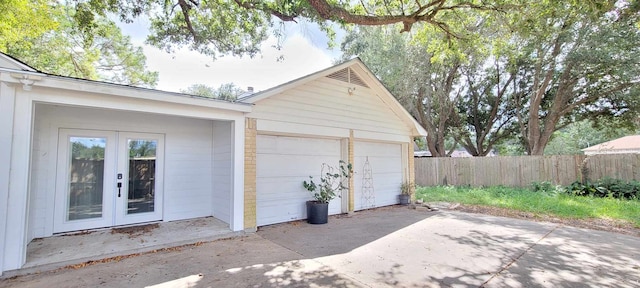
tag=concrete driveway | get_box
[2,207,639,287]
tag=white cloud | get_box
[143,33,335,93]
[116,16,342,93]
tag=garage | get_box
[242,59,427,228]
[256,135,344,226]
[353,141,403,210]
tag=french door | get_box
[54,129,164,233]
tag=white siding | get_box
[0,81,16,273]
[353,141,403,210]
[248,77,411,141]
[4,88,33,271]
[28,105,51,240]
[163,121,214,221]
[256,135,342,226]
[30,104,220,237]
[212,121,233,224]
[250,69,414,226]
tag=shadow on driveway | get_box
[257,206,438,258]
[2,206,638,288]
[421,213,640,287]
[261,208,639,288]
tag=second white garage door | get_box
[256,135,343,226]
[353,141,403,211]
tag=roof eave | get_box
[0,52,38,72]
[238,58,361,104]
[1,68,252,113]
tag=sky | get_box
[118,18,343,93]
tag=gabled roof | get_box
[582,135,640,152]
[0,52,38,72]
[239,58,427,136]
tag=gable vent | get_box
[326,68,370,88]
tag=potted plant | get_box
[399,181,414,205]
[303,160,352,224]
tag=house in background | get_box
[0,53,426,275]
[582,135,640,155]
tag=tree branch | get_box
[234,0,299,22]
[235,0,501,35]
[177,0,199,40]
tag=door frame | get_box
[53,129,117,233]
[53,129,165,233]
[115,132,165,226]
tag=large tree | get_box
[4,3,158,87]
[65,0,517,59]
[341,25,465,157]
[508,3,640,155]
[74,0,640,61]
[0,0,57,51]
[341,12,521,157]
[341,1,640,156]
[456,56,520,156]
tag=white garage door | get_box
[257,135,343,226]
[353,141,403,210]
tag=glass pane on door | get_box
[67,137,106,220]
[127,139,157,214]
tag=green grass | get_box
[416,186,640,227]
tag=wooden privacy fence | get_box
[69,158,155,203]
[415,154,640,187]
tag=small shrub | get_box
[303,160,353,203]
[400,182,415,196]
[565,178,640,200]
[532,181,564,195]
[532,181,554,192]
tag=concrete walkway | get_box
[1,207,639,287]
[23,217,236,272]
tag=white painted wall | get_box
[2,86,33,272]
[256,135,342,226]
[29,104,227,239]
[249,70,416,227]
[353,141,403,210]
[1,70,248,275]
[248,77,411,142]
[163,117,215,222]
[212,121,233,224]
[0,81,16,275]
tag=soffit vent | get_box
[326,68,370,88]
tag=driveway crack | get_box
[480,224,560,287]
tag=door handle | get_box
[117,182,122,197]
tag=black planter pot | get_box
[306,201,329,224]
[399,194,410,205]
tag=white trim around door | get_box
[54,129,164,233]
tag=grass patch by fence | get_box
[416,186,640,227]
